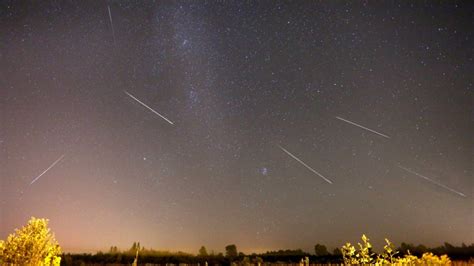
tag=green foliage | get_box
[390,250,451,265]
[377,238,398,264]
[0,240,4,264]
[300,256,309,265]
[341,234,452,265]
[341,242,358,264]
[0,217,61,265]
[358,234,375,264]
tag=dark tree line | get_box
[61,241,474,265]
[397,242,474,260]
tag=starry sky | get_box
[1,1,472,253]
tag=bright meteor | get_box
[397,165,466,198]
[278,145,333,184]
[124,90,174,125]
[30,154,66,185]
[335,116,390,139]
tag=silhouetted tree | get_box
[398,242,427,256]
[129,242,142,255]
[333,248,342,256]
[444,242,454,254]
[130,242,137,253]
[225,244,238,259]
[199,246,208,256]
[314,244,329,256]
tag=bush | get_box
[0,217,61,265]
[341,234,452,265]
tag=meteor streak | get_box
[124,90,174,125]
[397,165,466,197]
[335,116,390,139]
[107,5,116,45]
[278,145,333,184]
[30,154,65,185]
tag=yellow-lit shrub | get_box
[0,217,61,265]
[342,234,452,265]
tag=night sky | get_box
[1,1,472,253]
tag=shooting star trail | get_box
[278,145,333,184]
[397,165,466,197]
[335,116,390,139]
[30,154,65,185]
[107,5,116,45]
[124,90,174,125]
